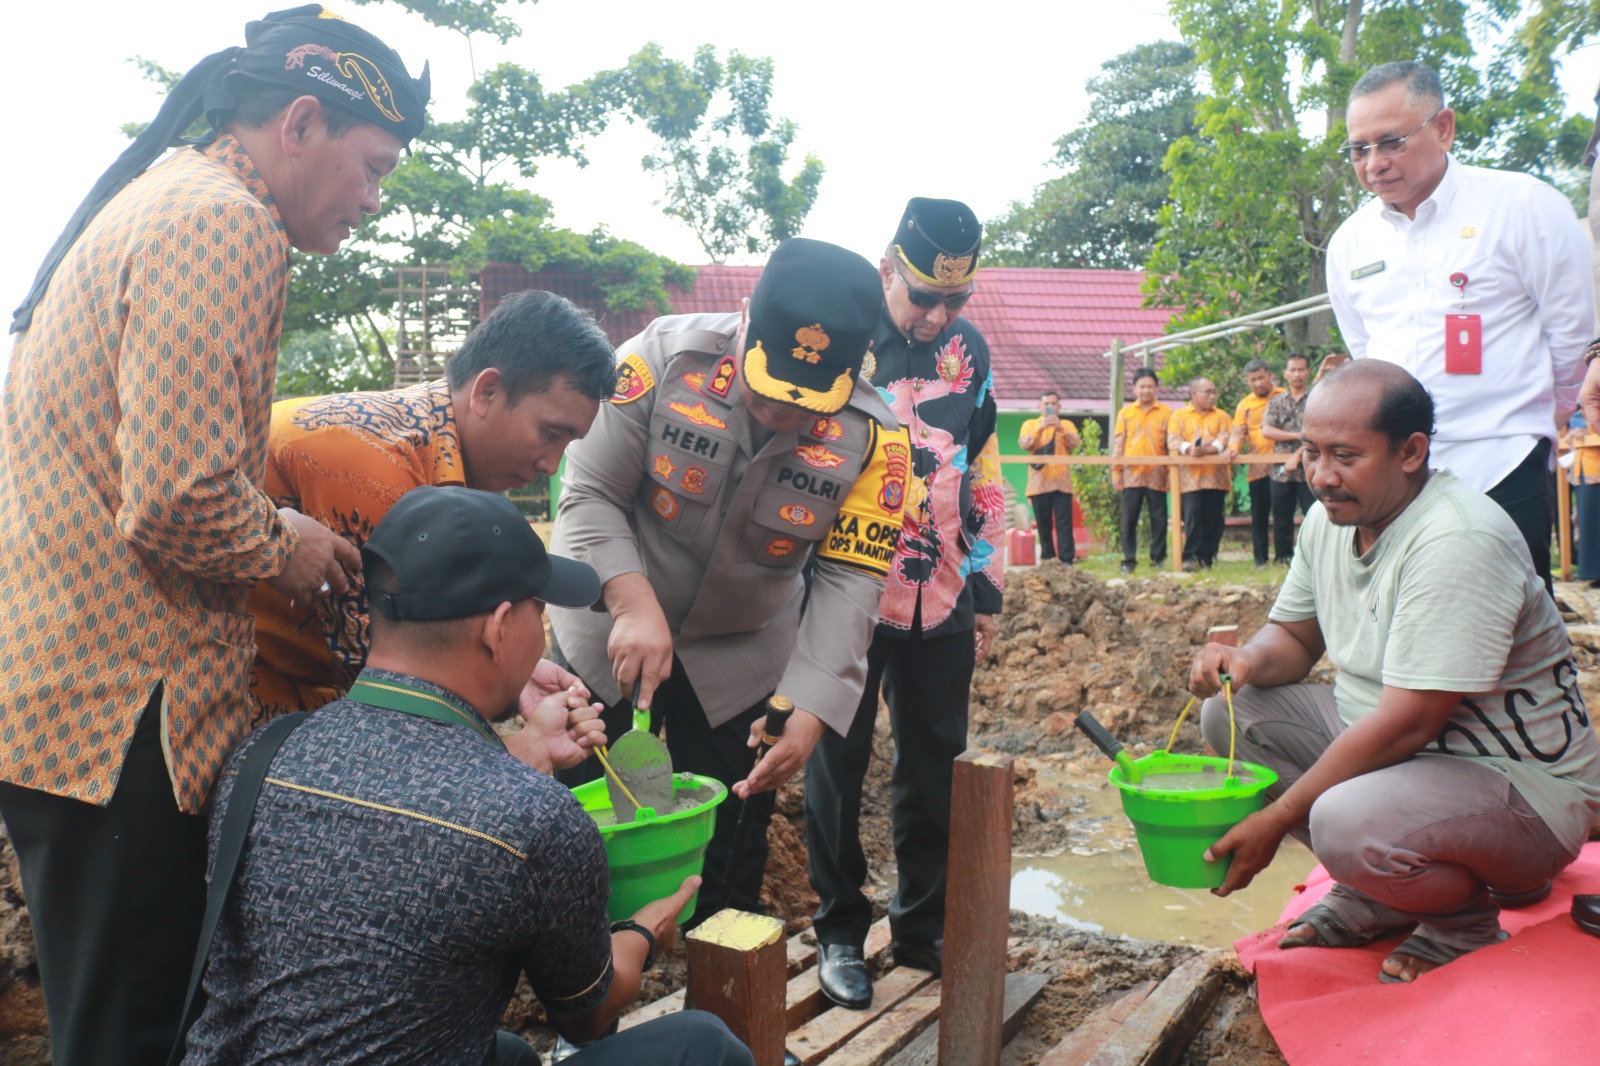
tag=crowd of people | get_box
[0,7,1596,1061]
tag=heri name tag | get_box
[1350,261,1386,280]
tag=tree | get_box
[1144,0,1594,407]
[986,42,1199,270]
[622,45,824,263]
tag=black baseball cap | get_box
[362,486,599,621]
[740,237,880,415]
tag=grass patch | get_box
[1065,552,1288,588]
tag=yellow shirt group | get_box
[1112,402,1173,491]
[1167,405,1234,493]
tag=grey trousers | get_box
[1199,683,1575,951]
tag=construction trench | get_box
[2,562,1598,1064]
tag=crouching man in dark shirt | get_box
[180,486,753,1065]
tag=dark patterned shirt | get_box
[1264,388,1311,483]
[185,670,614,1064]
[0,138,296,811]
[250,381,465,717]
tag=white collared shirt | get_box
[1326,156,1594,491]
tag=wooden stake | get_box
[937,752,1014,1066]
[1169,466,1183,574]
[1205,625,1238,648]
[686,909,789,1066]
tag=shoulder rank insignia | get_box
[708,356,736,397]
[613,353,655,404]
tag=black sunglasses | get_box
[896,263,974,310]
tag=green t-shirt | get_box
[1272,470,1600,854]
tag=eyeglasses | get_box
[896,263,974,311]
[1338,110,1442,163]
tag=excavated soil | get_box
[7,565,1600,1064]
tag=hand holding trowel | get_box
[601,681,674,822]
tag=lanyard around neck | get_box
[348,675,506,750]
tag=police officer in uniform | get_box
[550,238,910,918]
[806,198,1006,1010]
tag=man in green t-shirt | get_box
[1189,360,1600,984]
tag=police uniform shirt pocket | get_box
[645,396,736,542]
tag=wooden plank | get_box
[938,752,1014,1066]
[1559,464,1573,582]
[686,910,790,1066]
[1205,625,1238,648]
[787,922,897,1028]
[788,966,936,1065]
[1035,980,1157,1066]
[1169,466,1183,573]
[886,973,1052,1066]
[1085,953,1225,1066]
[818,989,942,1066]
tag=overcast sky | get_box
[3,0,1598,379]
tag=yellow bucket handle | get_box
[1166,676,1238,784]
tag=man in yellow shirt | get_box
[1168,378,1235,570]
[1111,367,1173,573]
[1229,359,1286,569]
[1018,391,1081,563]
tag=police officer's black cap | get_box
[892,197,982,287]
[362,487,599,621]
[741,238,880,416]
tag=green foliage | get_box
[624,45,824,262]
[1071,421,1120,552]
[347,0,537,44]
[274,327,395,399]
[987,41,1199,270]
[1144,0,1595,410]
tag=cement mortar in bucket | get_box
[570,772,728,922]
[1110,752,1277,889]
[1076,694,1277,890]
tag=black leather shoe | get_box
[784,1051,801,1066]
[1573,894,1600,937]
[891,939,943,976]
[1490,880,1552,908]
[817,943,872,1010]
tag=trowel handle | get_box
[630,680,649,733]
[1074,712,1127,763]
[756,694,795,763]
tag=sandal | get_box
[1377,930,1506,984]
[1279,903,1408,950]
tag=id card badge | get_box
[1445,314,1482,375]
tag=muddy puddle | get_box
[1012,770,1316,949]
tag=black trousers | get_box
[508,1011,753,1065]
[1271,478,1315,563]
[1246,477,1271,565]
[1029,491,1076,562]
[1485,438,1554,592]
[1180,488,1226,566]
[0,687,208,1066]
[805,624,973,950]
[1119,487,1167,564]
[553,659,771,922]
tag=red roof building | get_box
[477,262,1175,415]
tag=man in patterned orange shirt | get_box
[251,290,617,720]
[1112,366,1173,573]
[0,9,428,1064]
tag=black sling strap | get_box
[166,711,308,1066]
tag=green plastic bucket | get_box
[1110,751,1278,889]
[570,772,728,923]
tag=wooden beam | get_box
[885,973,1051,1066]
[1083,953,1225,1066]
[686,909,789,1066]
[789,966,937,1065]
[818,988,942,1066]
[1169,466,1183,574]
[937,752,1014,1066]
[1205,625,1238,648]
[1034,980,1157,1066]
[1558,468,1573,582]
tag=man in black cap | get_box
[550,237,910,918]
[805,198,1005,1009]
[0,7,428,1063]
[181,486,753,1066]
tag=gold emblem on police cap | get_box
[932,253,973,285]
[792,323,830,365]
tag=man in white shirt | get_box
[1326,60,1594,587]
